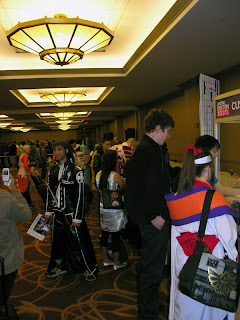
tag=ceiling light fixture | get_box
[20,128,31,132]
[58,124,71,131]
[10,127,23,131]
[40,113,52,117]
[76,111,88,115]
[56,120,72,124]
[52,112,76,120]
[0,123,11,128]
[6,14,114,66]
[40,91,86,107]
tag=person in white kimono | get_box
[165,146,238,320]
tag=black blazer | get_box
[125,134,170,225]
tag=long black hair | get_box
[177,149,214,193]
[195,135,220,151]
[53,141,75,173]
[99,150,117,189]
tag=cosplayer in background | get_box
[17,144,34,206]
[96,150,127,270]
[45,141,98,281]
[195,135,240,205]
[165,146,238,320]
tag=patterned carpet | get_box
[8,184,170,320]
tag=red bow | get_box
[177,232,219,256]
[184,145,202,156]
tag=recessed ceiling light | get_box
[0,115,8,118]
[56,120,72,124]
[52,112,76,119]
[0,122,11,128]
[20,128,31,132]
[10,127,23,131]
[76,111,88,115]
[40,113,52,116]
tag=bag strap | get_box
[197,189,215,240]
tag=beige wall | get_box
[136,109,148,141]
[108,121,116,136]
[216,68,240,175]
[122,112,136,132]
[107,119,124,142]
[104,113,137,143]
[146,85,201,162]
[220,123,240,174]
[145,68,240,173]
[95,126,104,143]
[117,119,124,142]
[136,67,240,173]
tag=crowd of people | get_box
[1,109,240,320]
[0,140,52,174]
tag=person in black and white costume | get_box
[45,141,98,281]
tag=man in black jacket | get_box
[125,109,175,320]
[45,141,98,281]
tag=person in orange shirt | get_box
[17,144,34,206]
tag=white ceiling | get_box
[0,0,177,70]
[0,0,240,132]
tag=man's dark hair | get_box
[53,141,74,165]
[101,137,112,144]
[195,135,220,152]
[69,139,76,145]
[144,108,175,133]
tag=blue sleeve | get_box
[214,176,219,184]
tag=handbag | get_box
[178,190,240,312]
[99,172,127,232]
[101,186,124,210]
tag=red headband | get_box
[184,145,202,157]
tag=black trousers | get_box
[0,270,17,306]
[47,213,98,276]
[41,162,47,180]
[47,216,66,271]
[22,187,32,205]
[100,230,121,252]
[138,221,170,320]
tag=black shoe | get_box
[0,309,5,320]
[45,267,67,277]
[113,262,127,270]
[84,270,97,282]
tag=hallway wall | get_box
[106,67,240,173]
[216,66,240,175]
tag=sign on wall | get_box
[199,74,220,135]
[215,93,240,119]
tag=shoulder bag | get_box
[178,190,240,312]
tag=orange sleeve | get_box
[21,154,33,175]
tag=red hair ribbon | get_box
[184,145,202,156]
